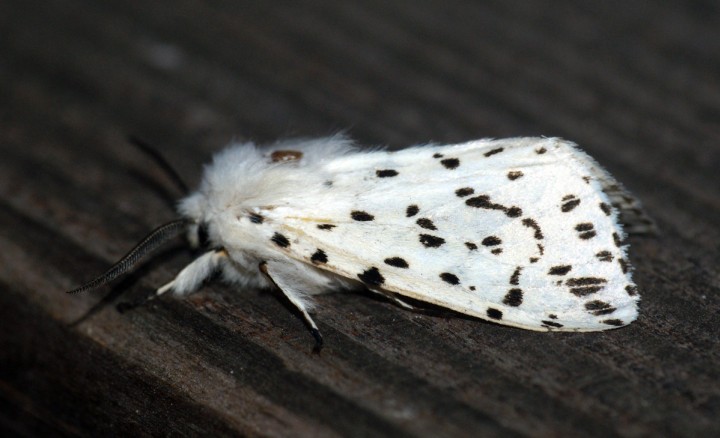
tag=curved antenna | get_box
[67,219,190,294]
[128,136,190,195]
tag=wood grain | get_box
[1,0,719,436]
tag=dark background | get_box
[1,0,719,436]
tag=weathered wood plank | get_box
[1,0,719,436]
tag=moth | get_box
[70,136,653,346]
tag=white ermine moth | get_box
[70,136,654,347]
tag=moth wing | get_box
[565,149,656,235]
[269,138,639,331]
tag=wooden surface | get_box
[1,0,719,436]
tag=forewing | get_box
[268,138,639,331]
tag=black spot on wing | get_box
[575,223,597,240]
[311,249,328,264]
[466,195,496,209]
[541,320,563,328]
[602,319,624,327]
[548,265,572,276]
[561,195,581,212]
[507,170,524,180]
[317,224,336,230]
[535,147,547,154]
[440,158,460,169]
[506,207,522,218]
[600,202,612,216]
[358,267,385,286]
[619,258,629,273]
[249,213,264,224]
[625,285,638,296]
[491,248,503,255]
[416,218,437,230]
[433,153,443,158]
[271,232,290,248]
[613,232,623,247]
[384,257,409,268]
[439,272,460,285]
[376,169,398,178]
[466,195,522,218]
[406,205,419,217]
[509,267,522,285]
[455,187,474,197]
[567,277,607,286]
[521,218,543,239]
[351,210,375,221]
[482,236,501,246]
[566,277,607,296]
[419,234,445,248]
[503,288,523,306]
[576,223,594,231]
[596,251,613,262]
[486,308,503,320]
[484,147,504,157]
[465,242,478,250]
[584,300,616,316]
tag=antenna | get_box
[67,219,190,294]
[128,136,190,195]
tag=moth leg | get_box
[157,249,227,297]
[259,261,323,349]
[367,287,418,311]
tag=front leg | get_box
[259,261,323,350]
[157,249,227,296]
